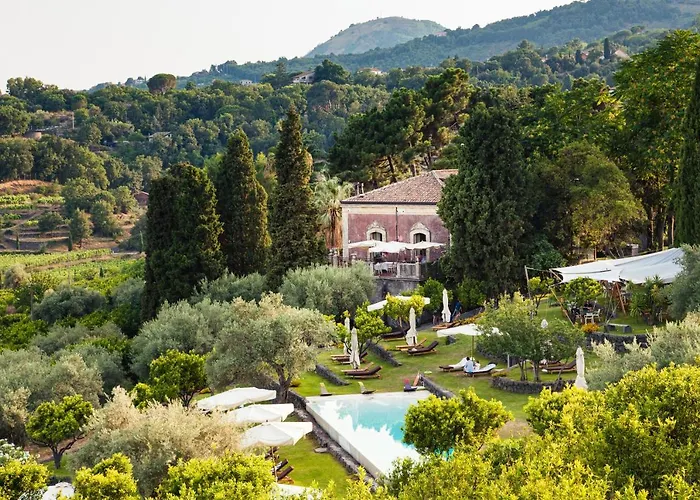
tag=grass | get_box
[537,301,657,334]
[45,456,73,481]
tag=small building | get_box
[134,190,149,207]
[23,131,42,140]
[292,71,315,84]
[613,49,631,61]
[240,79,254,86]
[434,31,447,37]
[147,131,172,142]
[341,169,457,264]
[360,67,384,76]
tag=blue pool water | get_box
[306,392,431,478]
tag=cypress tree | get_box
[604,38,611,60]
[268,106,326,288]
[142,163,224,320]
[437,104,530,297]
[214,129,270,275]
[677,56,700,244]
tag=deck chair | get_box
[395,338,426,351]
[403,373,424,392]
[358,382,375,395]
[344,365,382,379]
[467,363,497,377]
[542,359,576,374]
[273,458,288,473]
[319,383,333,397]
[381,329,408,341]
[276,465,294,481]
[439,357,468,372]
[331,351,368,364]
[407,341,439,356]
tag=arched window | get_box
[366,222,387,242]
[369,231,384,242]
[413,232,427,244]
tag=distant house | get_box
[147,132,172,142]
[613,49,631,61]
[341,170,457,264]
[134,191,149,207]
[361,68,384,76]
[434,31,447,37]
[292,71,315,84]
[240,79,254,86]
[23,131,42,140]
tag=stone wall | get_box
[490,376,572,394]
[373,278,422,302]
[586,332,649,352]
[421,375,455,399]
[315,364,350,386]
[368,342,402,367]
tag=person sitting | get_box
[463,357,474,375]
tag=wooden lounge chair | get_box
[407,341,439,356]
[272,458,288,473]
[403,373,424,392]
[276,465,294,481]
[542,359,576,374]
[538,360,565,370]
[331,351,368,364]
[440,357,468,372]
[466,363,497,377]
[381,329,408,341]
[344,365,382,379]
[395,338,426,351]
[358,382,375,395]
[319,383,333,397]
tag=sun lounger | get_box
[381,329,408,341]
[330,351,368,364]
[407,341,439,356]
[344,365,382,379]
[538,360,565,370]
[395,338,426,351]
[273,458,288,473]
[276,465,294,481]
[319,383,333,397]
[358,382,375,395]
[466,363,497,377]
[439,357,468,372]
[403,373,424,392]
[542,359,576,374]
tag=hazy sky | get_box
[0,0,576,90]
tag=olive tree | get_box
[132,350,207,408]
[207,294,335,402]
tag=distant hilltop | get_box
[306,17,446,57]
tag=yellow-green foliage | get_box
[72,453,139,500]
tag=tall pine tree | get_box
[438,104,531,297]
[142,163,224,320]
[677,56,700,244]
[268,106,325,288]
[214,129,270,275]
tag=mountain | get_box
[306,17,445,57]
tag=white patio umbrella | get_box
[436,323,500,356]
[350,327,361,369]
[367,296,430,312]
[241,421,313,448]
[197,387,276,412]
[343,317,351,355]
[368,241,408,254]
[574,347,588,390]
[224,403,295,425]
[406,241,445,250]
[405,307,418,346]
[441,288,450,324]
[348,240,378,249]
[42,482,74,500]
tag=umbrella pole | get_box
[472,336,475,358]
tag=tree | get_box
[142,163,224,320]
[112,186,136,214]
[677,55,700,244]
[69,210,91,248]
[134,350,207,408]
[72,453,139,500]
[37,212,64,234]
[3,264,29,290]
[91,200,122,237]
[279,264,375,319]
[313,177,353,250]
[194,272,267,304]
[214,129,270,275]
[563,277,603,307]
[0,440,49,500]
[479,294,582,381]
[267,106,326,288]
[603,37,611,59]
[147,74,177,95]
[342,302,390,356]
[384,294,426,329]
[32,286,105,324]
[527,277,554,310]
[438,104,530,297]
[207,294,335,402]
[0,106,30,137]
[404,389,511,456]
[668,245,700,320]
[314,59,351,84]
[154,454,274,499]
[416,278,451,315]
[72,388,241,497]
[26,395,93,469]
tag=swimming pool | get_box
[306,392,431,478]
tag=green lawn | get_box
[537,301,656,334]
[45,456,73,481]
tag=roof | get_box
[342,170,457,205]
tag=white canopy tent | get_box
[553,248,684,285]
[367,296,430,312]
[241,421,313,448]
[196,387,276,412]
[223,403,295,425]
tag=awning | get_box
[553,248,684,284]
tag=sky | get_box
[0,0,576,90]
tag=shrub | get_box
[416,278,451,314]
[667,245,700,320]
[37,212,64,234]
[194,272,266,304]
[72,453,139,500]
[580,323,599,334]
[3,264,29,290]
[456,277,486,310]
[32,286,105,324]
[563,277,602,307]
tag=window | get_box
[366,222,387,242]
[413,233,427,244]
[370,231,383,242]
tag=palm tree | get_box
[314,177,353,250]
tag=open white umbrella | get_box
[241,421,313,448]
[406,241,445,250]
[436,323,499,357]
[343,317,351,356]
[367,296,430,312]
[405,307,418,346]
[224,403,294,425]
[197,387,276,412]
[441,288,450,323]
[348,240,378,249]
[574,347,588,390]
[368,241,408,254]
[350,327,360,369]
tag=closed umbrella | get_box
[343,317,351,356]
[348,240,379,249]
[197,387,276,412]
[241,421,313,448]
[224,403,295,424]
[574,347,588,390]
[441,288,450,324]
[350,327,360,369]
[405,307,418,346]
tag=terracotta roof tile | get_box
[342,170,457,205]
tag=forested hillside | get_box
[174,0,700,86]
[306,17,445,57]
